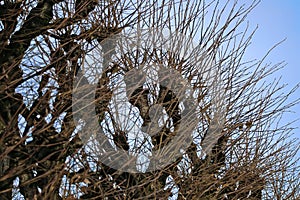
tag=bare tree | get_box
[0,0,299,199]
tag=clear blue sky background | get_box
[245,0,300,139]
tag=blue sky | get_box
[245,0,300,137]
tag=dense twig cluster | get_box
[0,0,299,199]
